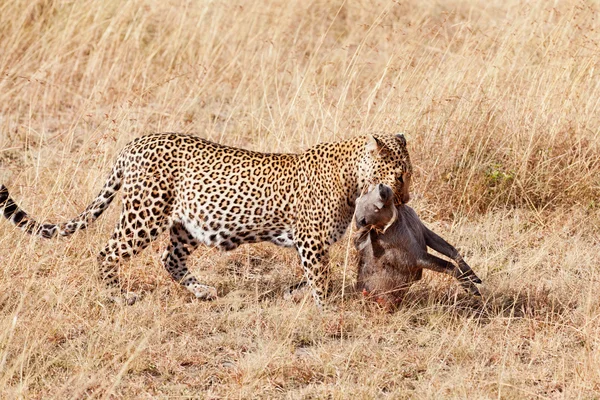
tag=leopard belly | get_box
[180,215,295,251]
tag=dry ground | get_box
[1,0,600,398]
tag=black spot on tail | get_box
[13,210,25,224]
[0,185,18,219]
[0,185,9,206]
[40,224,58,238]
[3,200,18,218]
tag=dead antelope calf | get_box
[354,184,482,310]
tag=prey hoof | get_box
[462,281,482,297]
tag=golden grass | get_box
[1,0,600,397]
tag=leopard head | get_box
[359,133,412,205]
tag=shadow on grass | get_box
[191,261,578,328]
[395,282,578,324]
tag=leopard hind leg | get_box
[98,208,167,304]
[161,222,217,300]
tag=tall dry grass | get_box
[1,0,600,398]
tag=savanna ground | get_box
[1,0,600,398]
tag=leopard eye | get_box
[397,175,404,184]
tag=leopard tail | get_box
[0,160,123,239]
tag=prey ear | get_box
[366,135,385,154]
[375,183,394,208]
[377,184,393,203]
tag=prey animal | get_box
[354,184,482,310]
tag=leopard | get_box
[354,183,482,311]
[0,132,412,308]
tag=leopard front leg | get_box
[295,238,332,310]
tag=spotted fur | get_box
[0,133,412,308]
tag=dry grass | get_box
[1,0,600,398]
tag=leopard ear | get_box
[395,133,407,146]
[366,135,385,154]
